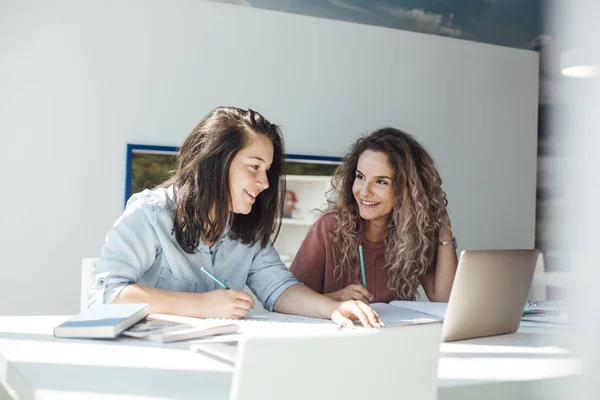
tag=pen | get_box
[358,245,367,287]
[200,267,230,289]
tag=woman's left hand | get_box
[330,300,385,328]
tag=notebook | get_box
[54,303,149,339]
[215,303,440,330]
[189,305,441,363]
[123,315,240,343]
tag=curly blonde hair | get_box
[328,128,450,300]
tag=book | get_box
[54,303,149,339]
[521,313,571,325]
[123,316,240,343]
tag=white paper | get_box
[389,301,448,320]
[243,312,336,324]
[369,303,442,325]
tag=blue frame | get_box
[285,153,342,164]
[125,144,343,208]
[125,144,179,208]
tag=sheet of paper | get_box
[388,301,448,319]
[189,305,442,363]
[243,312,335,324]
[159,303,442,340]
[245,306,440,328]
[150,312,338,337]
[368,303,441,326]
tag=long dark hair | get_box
[162,106,285,253]
[328,127,450,300]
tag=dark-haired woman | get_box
[90,107,382,328]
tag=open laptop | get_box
[195,323,442,400]
[440,249,540,342]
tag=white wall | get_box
[0,0,539,315]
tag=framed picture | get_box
[124,144,179,207]
[283,154,342,176]
[124,144,343,207]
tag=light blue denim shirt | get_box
[90,185,298,311]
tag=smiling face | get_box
[352,150,395,224]
[228,134,274,214]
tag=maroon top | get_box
[289,211,398,303]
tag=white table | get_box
[0,316,580,400]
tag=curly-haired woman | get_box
[290,128,458,303]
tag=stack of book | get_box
[522,300,570,325]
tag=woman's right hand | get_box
[193,289,255,319]
[327,284,374,304]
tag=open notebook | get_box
[189,302,444,363]
[213,302,443,331]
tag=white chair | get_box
[231,323,442,400]
[80,258,97,312]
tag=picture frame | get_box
[124,143,342,208]
[124,144,179,208]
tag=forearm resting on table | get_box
[273,283,337,319]
[113,283,198,316]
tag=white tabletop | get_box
[0,316,581,400]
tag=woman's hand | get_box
[190,289,255,319]
[115,284,256,319]
[329,300,384,328]
[326,284,374,304]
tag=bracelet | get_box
[438,237,457,249]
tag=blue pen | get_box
[359,245,367,287]
[200,267,230,289]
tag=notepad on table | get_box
[189,304,443,364]
[54,303,149,339]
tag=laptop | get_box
[440,249,540,342]
[194,323,442,400]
